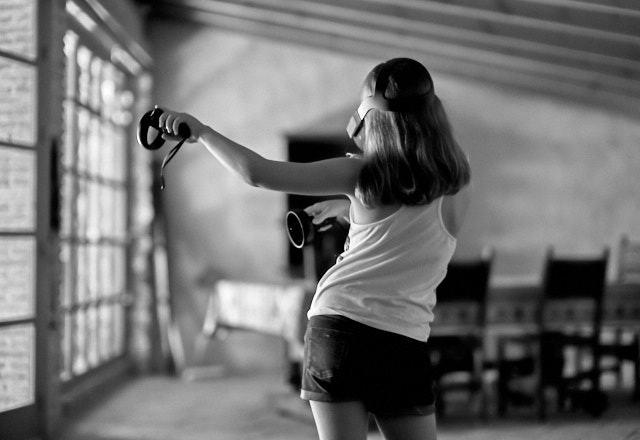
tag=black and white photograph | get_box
[1,1,639,439]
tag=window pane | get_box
[77,46,92,107]
[0,237,35,321]
[0,58,36,146]
[113,246,126,293]
[60,241,74,309]
[75,243,87,303]
[0,147,36,231]
[62,101,77,170]
[89,57,102,111]
[98,302,111,360]
[72,308,87,376]
[87,305,98,368]
[60,173,75,237]
[76,107,90,174]
[60,312,73,381]
[0,0,37,60]
[64,31,78,99]
[87,116,101,178]
[113,303,125,356]
[0,324,35,412]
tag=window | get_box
[1,1,153,438]
[59,29,132,382]
[0,0,38,420]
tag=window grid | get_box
[0,0,38,415]
[60,29,131,382]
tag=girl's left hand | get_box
[305,199,351,231]
[156,106,206,142]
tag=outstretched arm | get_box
[157,108,362,197]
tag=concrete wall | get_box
[147,20,640,369]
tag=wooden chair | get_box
[429,248,494,418]
[598,235,640,401]
[496,247,610,419]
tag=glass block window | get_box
[60,29,132,382]
[0,0,38,414]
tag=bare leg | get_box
[309,400,369,440]
[374,413,437,440]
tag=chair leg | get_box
[435,391,445,418]
[633,334,640,402]
[556,382,567,412]
[496,375,508,417]
[634,361,640,402]
[480,389,489,421]
[536,382,546,421]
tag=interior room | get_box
[0,1,639,439]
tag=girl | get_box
[158,57,471,440]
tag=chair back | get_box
[435,249,494,330]
[540,247,609,334]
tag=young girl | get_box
[158,57,470,440]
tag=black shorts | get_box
[300,314,436,417]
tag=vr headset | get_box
[346,58,435,139]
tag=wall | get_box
[445,81,640,283]
[147,20,640,369]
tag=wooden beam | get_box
[144,0,640,113]
[157,0,640,60]
[423,0,640,38]
[154,0,640,81]
[355,0,640,60]
[570,0,640,12]
[151,2,640,106]
[159,0,640,77]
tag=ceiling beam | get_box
[356,0,640,59]
[150,2,640,103]
[166,0,640,60]
[153,0,640,82]
[569,0,640,12]
[143,0,640,111]
[425,0,640,38]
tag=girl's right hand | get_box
[305,199,351,230]
[156,106,207,142]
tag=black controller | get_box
[137,107,191,150]
[137,107,191,189]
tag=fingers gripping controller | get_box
[136,107,191,189]
[137,107,191,149]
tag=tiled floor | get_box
[60,371,640,440]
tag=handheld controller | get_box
[137,107,191,189]
[285,209,336,249]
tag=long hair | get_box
[355,59,470,207]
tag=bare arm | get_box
[158,108,363,197]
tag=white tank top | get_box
[308,197,456,341]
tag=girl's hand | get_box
[156,106,206,142]
[305,199,351,231]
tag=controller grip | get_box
[177,122,191,139]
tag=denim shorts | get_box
[300,314,436,417]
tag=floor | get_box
[60,371,640,440]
